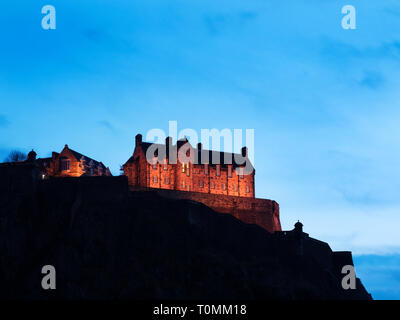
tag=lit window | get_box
[246,186,250,193]
[182,163,185,173]
[186,163,190,176]
[182,181,185,188]
[61,159,70,171]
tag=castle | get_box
[0,135,281,233]
[122,134,255,197]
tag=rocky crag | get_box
[0,165,371,299]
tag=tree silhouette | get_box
[4,150,27,162]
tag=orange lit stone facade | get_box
[39,145,111,178]
[123,134,255,198]
[122,134,281,233]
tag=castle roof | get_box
[125,140,254,173]
[64,147,107,170]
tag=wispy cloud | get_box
[83,28,107,43]
[97,120,116,133]
[354,254,400,299]
[203,10,258,35]
[359,71,385,89]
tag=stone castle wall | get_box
[131,186,281,233]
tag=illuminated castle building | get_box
[122,134,255,197]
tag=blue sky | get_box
[1,1,399,299]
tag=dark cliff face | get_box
[0,173,371,300]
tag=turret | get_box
[135,134,142,147]
[27,149,37,162]
[294,220,303,233]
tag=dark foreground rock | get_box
[0,174,371,300]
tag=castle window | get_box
[222,183,226,190]
[165,177,169,184]
[199,180,204,188]
[216,165,220,176]
[210,182,214,189]
[204,164,208,175]
[153,163,157,170]
[246,186,250,193]
[182,181,185,188]
[186,163,190,176]
[153,176,158,183]
[234,185,237,192]
[182,163,185,173]
[61,159,70,171]
[228,166,232,178]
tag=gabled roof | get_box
[64,147,107,169]
[124,140,254,172]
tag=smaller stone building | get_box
[1,145,111,179]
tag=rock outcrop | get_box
[0,167,371,299]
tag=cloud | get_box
[203,11,258,35]
[0,115,9,127]
[359,71,385,89]
[319,38,400,65]
[83,28,107,43]
[97,120,116,133]
[353,254,400,299]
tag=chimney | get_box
[241,146,248,158]
[165,136,172,147]
[196,143,202,165]
[135,134,142,146]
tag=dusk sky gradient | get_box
[1,1,400,299]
